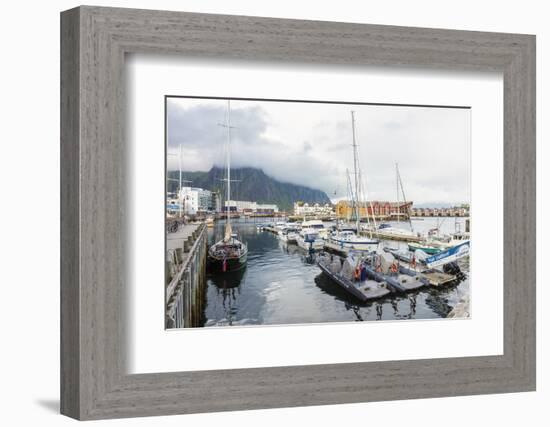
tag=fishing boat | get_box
[317,253,391,302]
[207,101,248,273]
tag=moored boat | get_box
[363,252,425,292]
[279,226,300,244]
[423,240,470,269]
[207,100,248,273]
[370,223,422,242]
[407,241,443,255]
[296,228,324,252]
[330,229,379,251]
[317,253,390,302]
[300,219,329,240]
[208,226,248,272]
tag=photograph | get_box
[165,96,471,329]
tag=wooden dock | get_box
[165,223,208,328]
[371,231,425,243]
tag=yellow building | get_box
[336,200,412,219]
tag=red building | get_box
[336,200,413,219]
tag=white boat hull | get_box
[296,236,324,251]
[330,238,378,251]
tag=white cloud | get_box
[166,97,470,205]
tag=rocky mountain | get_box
[167,167,331,211]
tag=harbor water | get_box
[202,217,470,327]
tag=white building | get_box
[294,202,334,217]
[179,187,214,215]
[225,200,257,212]
[224,200,279,213]
[256,203,279,213]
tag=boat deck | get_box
[355,280,392,300]
[372,231,425,243]
[394,273,425,291]
[323,242,350,257]
[318,260,390,302]
[419,270,456,286]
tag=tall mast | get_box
[345,168,353,223]
[179,144,183,218]
[226,100,232,229]
[351,111,360,234]
[396,163,399,224]
[357,169,373,238]
[218,100,238,240]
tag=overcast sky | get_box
[166,97,470,205]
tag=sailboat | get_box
[207,101,248,273]
[330,111,379,250]
[374,163,419,241]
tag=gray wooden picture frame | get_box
[60,5,536,420]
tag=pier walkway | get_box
[167,223,201,251]
[166,223,208,328]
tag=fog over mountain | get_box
[167,97,470,205]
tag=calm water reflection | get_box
[203,217,469,327]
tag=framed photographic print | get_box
[61,6,536,420]
[164,95,472,329]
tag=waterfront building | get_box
[335,200,412,219]
[179,187,215,215]
[210,191,221,213]
[410,205,470,217]
[224,200,279,214]
[256,203,279,214]
[225,200,256,212]
[293,202,334,217]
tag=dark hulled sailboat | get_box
[207,100,248,273]
[208,222,248,272]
